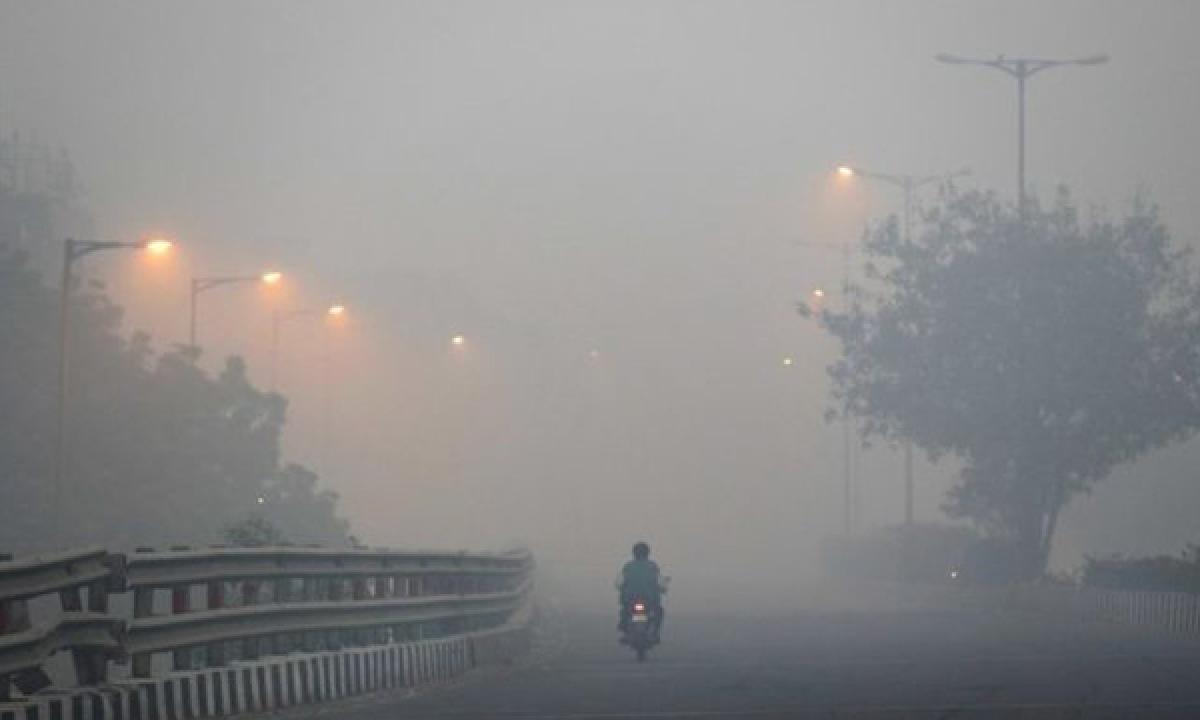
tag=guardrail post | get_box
[132,586,154,677]
[206,581,228,666]
[272,578,293,655]
[352,578,370,646]
[171,584,193,670]
[75,577,113,684]
[326,578,345,650]
[58,583,106,685]
[376,576,394,644]
[242,580,261,659]
[300,578,321,652]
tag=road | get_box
[325,605,1200,719]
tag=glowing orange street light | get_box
[55,234,179,545]
[812,288,826,299]
[190,270,285,350]
[327,304,346,317]
[782,356,795,367]
[836,165,856,177]
[451,334,466,347]
[142,238,173,255]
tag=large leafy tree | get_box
[819,188,1200,577]
[0,197,350,553]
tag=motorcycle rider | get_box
[617,541,666,638]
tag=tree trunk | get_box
[1037,478,1067,576]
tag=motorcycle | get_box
[620,597,660,662]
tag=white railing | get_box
[0,545,534,718]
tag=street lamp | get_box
[836,165,970,250]
[451,334,466,347]
[55,236,173,545]
[934,52,1108,217]
[270,303,346,392]
[835,164,969,526]
[189,270,283,351]
[795,239,856,536]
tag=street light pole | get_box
[189,271,282,353]
[934,53,1108,218]
[54,236,172,545]
[836,165,969,526]
[796,238,856,535]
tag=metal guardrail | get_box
[123,547,529,587]
[0,549,124,697]
[126,582,529,657]
[0,546,533,702]
[0,548,121,603]
[0,613,124,678]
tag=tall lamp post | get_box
[835,164,969,526]
[270,304,346,392]
[55,236,172,544]
[934,52,1108,217]
[189,271,282,352]
[795,239,855,535]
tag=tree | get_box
[0,216,351,553]
[224,516,288,548]
[818,188,1200,577]
[256,464,352,547]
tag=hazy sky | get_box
[3,1,1199,588]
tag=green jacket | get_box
[619,559,663,604]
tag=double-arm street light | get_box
[835,165,969,526]
[55,236,173,543]
[189,271,282,351]
[934,52,1108,217]
[270,304,346,392]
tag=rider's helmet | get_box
[632,541,650,559]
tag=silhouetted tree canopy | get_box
[0,224,350,553]
[224,516,289,548]
[819,188,1200,577]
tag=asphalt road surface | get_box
[320,605,1200,719]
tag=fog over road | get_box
[317,604,1200,719]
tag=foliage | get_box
[0,187,351,553]
[1083,546,1200,593]
[819,187,1200,577]
[224,516,289,548]
[255,464,352,546]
